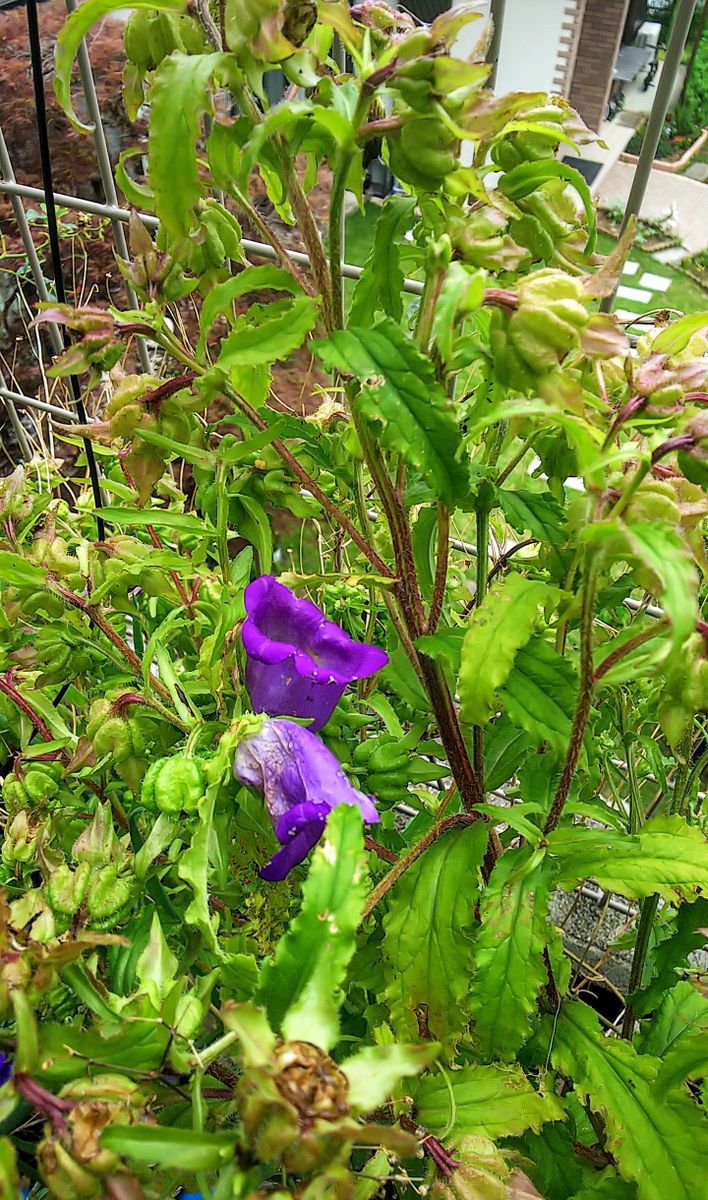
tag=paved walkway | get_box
[595,162,708,253]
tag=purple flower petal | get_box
[234,718,379,879]
[243,575,388,731]
[0,1053,12,1086]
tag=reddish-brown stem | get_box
[426,503,449,634]
[48,578,144,677]
[0,672,55,742]
[544,557,597,835]
[141,373,196,405]
[144,523,195,615]
[228,388,392,577]
[487,537,537,585]
[364,835,398,864]
[592,622,668,685]
[13,1074,76,1134]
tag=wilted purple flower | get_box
[242,575,388,732]
[0,1053,12,1086]
[233,718,379,881]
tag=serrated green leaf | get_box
[134,429,214,469]
[258,804,367,1051]
[349,196,415,326]
[342,1042,439,1114]
[499,489,567,576]
[148,52,233,239]
[412,1061,564,1141]
[313,319,469,506]
[100,1124,237,1170]
[569,1170,637,1199]
[546,1001,708,1200]
[215,295,318,371]
[548,815,708,901]
[458,575,559,726]
[54,0,185,131]
[382,821,488,1046]
[501,636,577,755]
[198,264,304,355]
[470,847,550,1059]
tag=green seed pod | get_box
[47,862,92,917]
[1,810,39,865]
[123,8,153,69]
[387,116,457,191]
[86,864,134,925]
[141,755,206,814]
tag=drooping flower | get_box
[233,717,379,880]
[242,575,388,732]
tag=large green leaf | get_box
[215,295,319,371]
[382,821,488,1046]
[313,319,469,506]
[546,1001,708,1200]
[349,196,415,326]
[342,1042,439,1115]
[198,265,304,354]
[100,1125,237,1171]
[458,575,559,726]
[258,804,367,1051]
[548,815,708,901]
[652,312,708,355]
[412,1061,564,1141]
[148,53,233,239]
[54,0,185,131]
[0,552,47,588]
[470,847,551,1060]
[501,636,577,756]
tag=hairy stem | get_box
[473,504,490,790]
[592,622,668,685]
[544,553,597,834]
[620,893,659,1039]
[0,673,55,742]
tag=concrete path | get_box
[595,162,708,253]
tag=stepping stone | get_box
[622,260,640,276]
[639,271,671,291]
[617,284,652,303]
[686,162,708,182]
[615,308,646,323]
[653,246,685,265]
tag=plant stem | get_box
[427,503,449,634]
[592,622,668,685]
[487,537,537,585]
[328,148,350,331]
[621,893,659,1039]
[544,553,597,834]
[607,459,650,521]
[0,673,54,742]
[473,503,490,790]
[495,433,535,487]
[361,813,478,920]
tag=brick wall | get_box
[568,0,632,133]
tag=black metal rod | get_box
[25,0,105,538]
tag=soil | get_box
[0,0,330,473]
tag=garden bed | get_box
[620,125,708,173]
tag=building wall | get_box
[568,0,632,133]
[493,0,584,97]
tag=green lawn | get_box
[596,231,707,319]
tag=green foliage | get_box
[1,5,707,1198]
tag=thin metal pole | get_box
[25,0,105,536]
[0,385,81,423]
[0,128,65,359]
[487,0,506,90]
[601,0,698,313]
[0,370,33,460]
[0,179,426,295]
[65,0,151,373]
